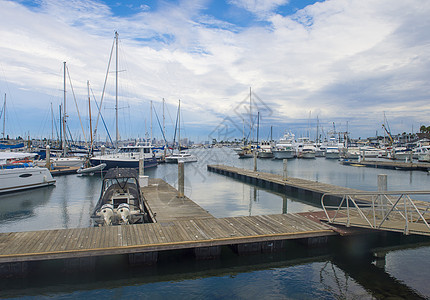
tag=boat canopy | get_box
[104,168,139,180]
[0,152,37,165]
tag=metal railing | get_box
[321,191,430,235]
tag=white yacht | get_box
[414,139,430,162]
[0,152,55,194]
[165,150,197,163]
[257,141,274,158]
[89,142,158,170]
[324,136,341,159]
[273,132,296,159]
[295,137,316,159]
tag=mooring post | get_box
[378,174,388,218]
[101,145,106,156]
[45,145,51,170]
[139,148,144,176]
[178,161,184,198]
[253,150,257,172]
[138,148,148,187]
[283,159,288,181]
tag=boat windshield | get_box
[119,147,151,154]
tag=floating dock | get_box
[0,178,338,276]
[341,159,430,171]
[50,166,80,176]
[207,164,366,204]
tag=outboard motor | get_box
[117,203,130,225]
[99,204,114,226]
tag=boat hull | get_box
[273,150,295,159]
[89,157,158,170]
[165,156,197,163]
[0,166,56,194]
[257,152,274,158]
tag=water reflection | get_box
[0,187,53,223]
[1,238,428,299]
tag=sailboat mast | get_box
[249,87,252,146]
[178,99,181,151]
[51,102,54,142]
[88,80,93,149]
[63,61,67,156]
[163,98,166,156]
[2,93,5,140]
[150,100,153,143]
[115,31,119,148]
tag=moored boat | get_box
[91,168,150,226]
[0,152,55,194]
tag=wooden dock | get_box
[141,178,214,222]
[50,166,80,176]
[0,214,334,263]
[0,179,338,275]
[341,159,430,171]
[207,164,366,204]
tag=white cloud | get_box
[1,0,430,139]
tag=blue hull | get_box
[89,157,158,170]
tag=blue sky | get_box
[0,0,429,143]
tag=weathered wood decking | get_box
[341,159,430,171]
[207,164,366,201]
[0,179,336,266]
[141,178,214,222]
[0,213,334,264]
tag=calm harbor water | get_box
[1,147,430,299]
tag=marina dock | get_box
[341,159,430,171]
[0,178,337,276]
[207,164,365,203]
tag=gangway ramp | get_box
[321,191,430,236]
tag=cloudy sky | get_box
[0,0,429,143]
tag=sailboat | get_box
[165,100,197,163]
[89,32,157,170]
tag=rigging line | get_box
[172,103,180,149]
[153,107,168,148]
[94,34,115,145]
[66,66,87,144]
[91,87,114,149]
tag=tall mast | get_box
[88,80,93,150]
[2,93,5,140]
[150,100,153,143]
[163,98,166,156]
[178,99,181,151]
[250,87,252,145]
[115,31,119,148]
[63,61,67,156]
[51,102,54,142]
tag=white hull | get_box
[165,153,198,163]
[325,151,340,159]
[273,150,295,159]
[77,163,107,174]
[257,151,274,158]
[0,166,55,194]
[37,157,85,168]
[418,153,430,162]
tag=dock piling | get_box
[178,162,184,198]
[253,151,257,171]
[378,174,388,218]
[45,145,51,170]
[139,148,148,187]
[283,159,288,181]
